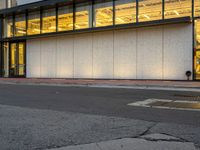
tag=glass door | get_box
[9,42,26,77]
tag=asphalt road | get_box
[0,84,200,126]
[0,84,200,150]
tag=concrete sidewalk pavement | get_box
[49,134,199,150]
[0,78,200,91]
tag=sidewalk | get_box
[49,134,199,150]
[0,78,200,91]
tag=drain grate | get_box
[128,99,200,111]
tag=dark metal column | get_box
[0,15,3,77]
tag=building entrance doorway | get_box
[9,42,26,77]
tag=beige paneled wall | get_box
[27,23,193,80]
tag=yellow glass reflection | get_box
[75,11,89,29]
[15,15,26,36]
[165,0,191,19]
[195,20,200,79]
[58,9,73,31]
[5,17,13,37]
[27,18,40,35]
[18,43,25,75]
[115,1,136,25]
[27,13,40,35]
[195,0,200,17]
[139,0,162,22]
[94,5,113,27]
[42,9,56,33]
[10,43,16,69]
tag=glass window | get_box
[165,0,192,19]
[6,0,42,8]
[75,2,92,29]
[94,0,113,27]
[115,0,136,25]
[0,0,6,10]
[27,11,40,35]
[14,14,26,37]
[3,16,13,38]
[195,0,200,17]
[58,5,73,32]
[42,8,56,33]
[138,0,162,22]
[3,42,9,77]
[195,19,200,80]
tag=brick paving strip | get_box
[0,78,200,91]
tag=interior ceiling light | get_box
[143,14,150,19]
[17,30,26,34]
[174,10,180,16]
[33,28,40,32]
[116,18,125,23]
[49,26,56,29]
[75,24,80,29]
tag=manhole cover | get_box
[128,99,200,111]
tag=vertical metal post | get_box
[136,0,139,23]
[56,4,58,32]
[113,0,115,26]
[73,0,75,30]
[0,16,3,77]
[162,0,165,20]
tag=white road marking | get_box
[128,99,200,112]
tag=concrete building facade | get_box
[0,0,199,80]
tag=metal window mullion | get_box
[56,4,58,32]
[162,0,164,20]
[40,8,42,34]
[92,0,94,28]
[192,0,194,18]
[13,13,15,37]
[113,0,115,26]
[26,10,28,36]
[73,0,75,31]
[136,0,139,23]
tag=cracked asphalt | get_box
[0,84,200,150]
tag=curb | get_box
[0,81,200,92]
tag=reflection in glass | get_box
[3,42,9,77]
[6,0,42,8]
[27,11,40,35]
[58,5,73,32]
[14,14,26,36]
[195,19,200,80]
[94,0,113,27]
[4,16,13,37]
[139,0,162,22]
[195,0,200,17]
[42,8,56,33]
[165,0,191,19]
[75,2,92,29]
[115,0,136,25]
[10,43,16,71]
[18,43,25,76]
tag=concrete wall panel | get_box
[114,29,137,79]
[40,37,57,78]
[26,39,41,78]
[26,23,193,80]
[74,33,93,78]
[137,27,163,79]
[93,31,114,79]
[56,35,74,78]
[163,24,193,80]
